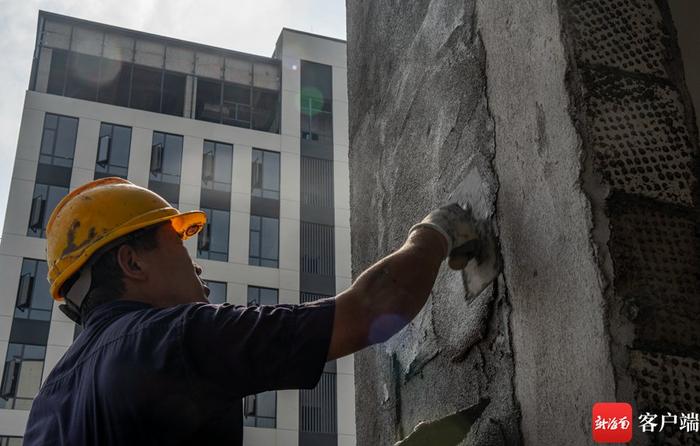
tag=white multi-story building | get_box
[0,11,355,446]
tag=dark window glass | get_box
[39,114,78,168]
[130,65,162,113]
[162,72,186,117]
[47,48,68,96]
[0,344,47,410]
[251,89,279,133]
[195,78,222,124]
[197,207,230,261]
[222,82,251,128]
[94,123,131,179]
[243,391,276,428]
[149,132,183,207]
[27,183,69,238]
[1,259,53,410]
[202,141,233,192]
[301,104,333,144]
[248,215,279,268]
[251,149,280,200]
[301,61,333,145]
[14,261,52,321]
[203,280,227,304]
[301,61,333,101]
[97,58,132,107]
[65,52,100,101]
[247,286,278,306]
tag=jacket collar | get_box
[84,300,153,329]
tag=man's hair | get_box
[79,223,163,321]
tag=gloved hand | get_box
[410,203,501,298]
[409,203,482,270]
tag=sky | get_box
[0,0,346,235]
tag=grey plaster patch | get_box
[348,0,520,444]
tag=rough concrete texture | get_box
[348,0,519,444]
[348,0,699,445]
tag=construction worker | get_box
[23,177,490,445]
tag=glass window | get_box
[251,149,280,200]
[243,391,276,428]
[27,183,69,238]
[195,78,222,124]
[130,65,162,113]
[95,123,131,179]
[247,286,278,306]
[1,259,53,410]
[300,61,333,145]
[149,132,183,207]
[202,141,233,192]
[204,280,227,304]
[222,82,251,128]
[47,48,68,96]
[39,114,78,168]
[161,71,186,116]
[248,215,278,268]
[13,260,52,321]
[150,132,183,184]
[301,61,332,102]
[64,52,100,101]
[97,58,132,107]
[251,88,279,133]
[197,208,230,261]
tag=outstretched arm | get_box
[325,202,495,360]
[327,227,447,360]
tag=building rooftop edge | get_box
[37,10,291,64]
[280,27,347,44]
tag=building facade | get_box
[0,11,355,446]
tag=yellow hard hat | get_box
[46,177,206,302]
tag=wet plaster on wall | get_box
[475,0,617,444]
[347,0,520,444]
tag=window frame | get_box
[250,148,280,200]
[248,215,279,268]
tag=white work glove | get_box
[409,203,500,298]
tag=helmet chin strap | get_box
[66,266,93,309]
[59,265,93,326]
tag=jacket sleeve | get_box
[180,299,335,397]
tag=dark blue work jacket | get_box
[24,299,335,445]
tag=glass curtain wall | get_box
[28,113,78,238]
[33,16,281,132]
[198,141,233,261]
[1,260,53,410]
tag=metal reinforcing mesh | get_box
[611,204,700,352]
[586,72,695,206]
[630,350,700,446]
[568,0,668,77]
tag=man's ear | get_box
[115,244,148,281]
